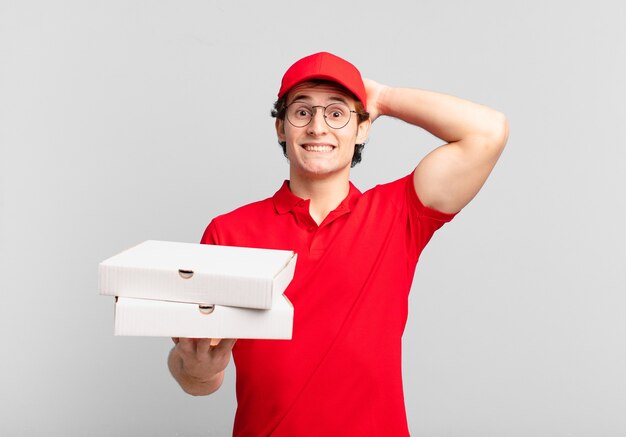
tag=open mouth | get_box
[301,144,335,152]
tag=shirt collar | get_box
[272,180,362,215]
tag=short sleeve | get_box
[404,172,457,259]
[200,219,220,245]
[406,173,457,222]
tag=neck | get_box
[289,171,350,225]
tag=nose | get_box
[306,107,328,135]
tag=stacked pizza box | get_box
[99,240,296,339]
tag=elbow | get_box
[465,111,509,156]
[469,112,508,163]
[489,111,509,153]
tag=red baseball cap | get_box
[278,52,367,110]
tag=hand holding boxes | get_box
[99,240,296,339]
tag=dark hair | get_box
[270,80,370,168]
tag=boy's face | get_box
[276,82,370,181]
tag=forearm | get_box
[376,85,507,145]
[365,79,508,213]
[168,347,224,396]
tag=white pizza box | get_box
[99,240,297,310]
[113,292,293,339]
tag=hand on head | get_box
[363,78,388,123]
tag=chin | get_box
[296,163,350,179]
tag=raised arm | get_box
[365,79,509,214]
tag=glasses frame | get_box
[284,102,358,130]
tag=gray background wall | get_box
[1,1,625,436]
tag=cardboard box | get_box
[99,240,297,309]
[113,293,293,339]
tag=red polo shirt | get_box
[201,173,455,436]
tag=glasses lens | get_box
[286,104,312,128]
[324,103,351,129]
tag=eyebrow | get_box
[289,94,351,105]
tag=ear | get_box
[356,119,371,144]
[276,118,286,143]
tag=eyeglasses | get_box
[285,102,358,129]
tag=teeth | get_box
[304,145,333,152]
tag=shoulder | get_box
[364,174,413,197]
[361,173,456,223]
[215,196,275,223]
[359,173,413,211]
[201,196,275,245]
